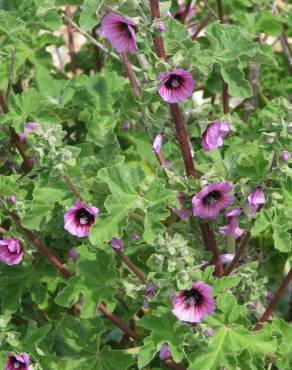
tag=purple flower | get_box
[202,120,231,152]
[159,344,171,360]
[121,121,131,130]
[0,239,23,265]
[110,237,124,250]
[192,182,234,220]
[64,199,99,238]
[158,69,194,103]
[172,194,191,219]
[247,187,265,213]
[155,22,166,32]
[281,151,290,162]
[131,232,140,241]
[102,13,137,54]
[248,301,257,309]
[8,195,17,204]
[219,207,244,239]
[152,133,164,154]
[266,291,274,301]
[172,281,215,323]
[5,353,30,370]
[69,247,79,262]
[165,161,173,169]
[205,328,214,337]
[19,122,39,143]
[146,283,157,298]
[219,253,235,264]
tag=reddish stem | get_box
[199,223,223,277]
[8,210,72,278]
[92,28,103,71]
[216,0,224,22]
[253,268,292,331]
[63,175,83,201]
[115,249,147,284]
[65,6,77,75]
[179,0,193,24]
[223,231,251,276]
[170,104,196,178]
[149,0,223,276]
[99,303,137,339]
[120,52,141,97]
[191,12,212,41]
[0,90,34,173]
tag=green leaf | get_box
[79,0,100,30]
[188,325,277,370]
[138,311,189,363]
[273,227,291,253]
[251,210,272,236]
[54,250,118,318]
[23,321,52,356]
[212,276,241,295]
[89,161,176,245]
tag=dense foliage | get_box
[0,0,291,369]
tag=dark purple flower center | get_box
[11,357,26,369]
[76,208,94,226]
[203,191,220,206]
[165,75,182,89]
[183,289,203,307]
[119,22,135,39]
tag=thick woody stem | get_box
[120,52,141,97]
[253,268,292,331]
[65,6,77,75]
[200,223,224,277]
[216,0,224,22]
[115,249,147,284]
[2,201,136,338]
[7,209,72,278]
[170,104,196,177]
[223,231,251,276]
[149,0,222,277]
[98,303,137,339]
[0,90,34,173]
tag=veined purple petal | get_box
[102,13,137,54]
[152,133,164,154]
[110,237,124,250]
[5,353,30,370]
[159,344,171,360]
[172,281,215,323]
[0,239,23,265]
[281,151,290,162]
[202,120,231,152]
[158,69,194,103]
[247,187,265,212]
[64,199,99,238]
[192,182,234,220]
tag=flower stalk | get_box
[149,0,223,277]
[223,231,251,276]
[253,268,292,331]
[65,6,77,75]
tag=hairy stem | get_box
[115,249,147,284]
[253,268,292,331]
[149,0,223,277]
[0,90,34,173]
[63,174,83,201]
[191,12,212,41]
[65,6,77,75]
[120,52,141,97]
[223,231,251,276]
[98,303,137,339]
[179,0,192,24]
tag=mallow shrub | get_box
[0,0,291,369]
